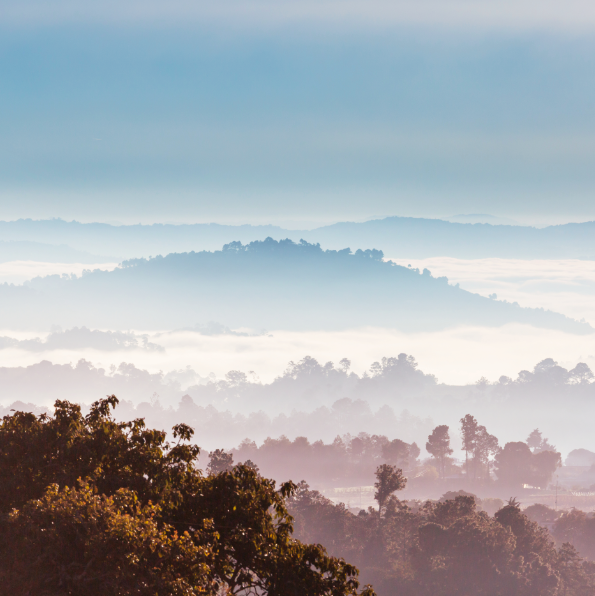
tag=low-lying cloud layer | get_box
[0,261,118,285]
[392,257,595,324]
[0,324,593,388]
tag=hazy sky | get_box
[2,0,595,225]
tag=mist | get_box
[3,3,595,592]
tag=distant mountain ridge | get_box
[0,217,594,260]
[2,238,590,334]
[306,217,595,259]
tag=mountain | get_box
[302,217,595,259]
[1,217,595,260]
[3,238,590,333]
[0,219,284,260]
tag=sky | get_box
[1,0,595,226]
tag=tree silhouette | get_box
[474,425,500,481]
[207,448,234,475]
[527,428,557,453]
[460,414,479,480]
[373,464,406,520]
[426,425,453,480]
[243,459,260,476]
[381,439,411,470]
[527,428,544,451]
[494,442,534,488]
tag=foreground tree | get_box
[0,397,375,596]
[0,481,215,595]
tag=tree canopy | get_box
[0,397,374,596]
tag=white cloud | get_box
[389,257,595,324]
[0,324,592,387]
[0,261,119,285]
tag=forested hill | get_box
[3,217,595,259]
[4,238,590,333]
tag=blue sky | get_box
[1,1,595,226]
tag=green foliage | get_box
[0,397,374,596]
[0,481,215,595]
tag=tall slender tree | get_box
[426,425,453,480]
[474,426,500,481]
[460,414,479,481]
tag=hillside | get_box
[2,238,590,333]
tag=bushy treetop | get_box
[0,396,374,596]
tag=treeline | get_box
[2,354,594,453]
[208,415,564,495]
[232,433,421,488]
[186,354,595,411]
[287,479,595,594]
[0,395,431,453]
[1,353,593,412]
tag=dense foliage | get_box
[0,397,374,596]
[289,486,595,595]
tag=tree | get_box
[243,459,260,475]
[426,425,453,480]
[527,428,557,453]
[527,428,544,451]
[494,441,561,489]
[374,464,406,520]
[568,362,595,385]
[409,442,421,462]
[0,480,215,595]
[494,441,534,488]
[460,414,478,480]
[554,509,595,561]
[207,448,234,475]
[474,425,499,481]
[381,439,411,470]
[0,397,375,596]
[532,449,562,488]
[410,495,580,595]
